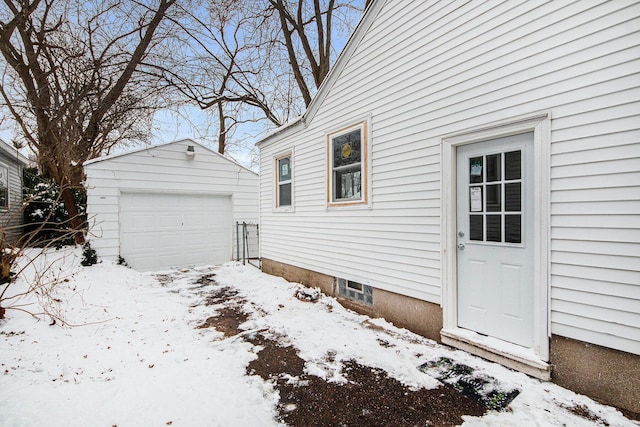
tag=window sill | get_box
[326,201,371,211]
[273,206,295,213]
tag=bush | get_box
[22,167,86,247]
[81,242,98,267]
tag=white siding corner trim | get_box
[441,112,551,372]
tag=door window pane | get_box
[486,184,501,212]
[505,215,521,243]
[505,150,521,180]
[470,215,483,241]
[470,186,483,212]
[464,146,524,245]
[486,215,501,242]
[470,157,483,183]
[505,183,521,212]
[486,153,501,182]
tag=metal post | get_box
[242,222,247,265]
[236,221,240,261]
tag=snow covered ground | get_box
[1,248,636,426]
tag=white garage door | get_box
[120,192,232,271]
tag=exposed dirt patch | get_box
[559,403,611,426]
[246,334,306,379]
[201,286,239,306]
[155,274,175,287]
[194,273,217,286]
[619,408,640,423]
[195,274,493,426]
[196,305,248,337]
[246,332,487,427]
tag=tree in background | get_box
[163,0,363,155]
[0,0,177,243]
[0,0,364,244]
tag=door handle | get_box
[457,243,465,250]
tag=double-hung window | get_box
[328,121,368,206]
[276,154,292,208]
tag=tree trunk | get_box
[60,184,85,245]
[217,102,226,154]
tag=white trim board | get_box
[440,112,551,378]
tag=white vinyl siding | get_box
[258,0,640,355]
[0,145,25,243]
[85,140,258,266]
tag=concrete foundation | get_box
[261,258,640,416]
[261,258,442,342]
[550,335,640,416]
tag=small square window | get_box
[328,122,368,206]
[276,154,292,208]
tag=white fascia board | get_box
[255,117,305,148]
[83,139,257,176]
[83,138,197,166]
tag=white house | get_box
[0,138,28,244]
[257,0,640,414]
[85,139,258,271]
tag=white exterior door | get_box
[120,192,232,271]
[456,133,534,347]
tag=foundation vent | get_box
[338,278,373,305]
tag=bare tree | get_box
[163,0,362,154]
[0,0,177,243]
[270,0,335,107]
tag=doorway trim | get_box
[440,112,551,379]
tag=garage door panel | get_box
[120,192,232,271]
[121,214,155,231]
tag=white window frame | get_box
[275,152,293,211]
[0,163,9,209]
[327,120,370,207]
[441,112,551,377]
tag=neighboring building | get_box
[0,138,28,245]
[257,0,640,414]
[85,139,258,271]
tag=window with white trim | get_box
[0,165,8,208]
[328,122,368,205]
[276,154,292,208]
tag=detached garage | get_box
[84,139,258,271]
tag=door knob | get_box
[457,243,465,250]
